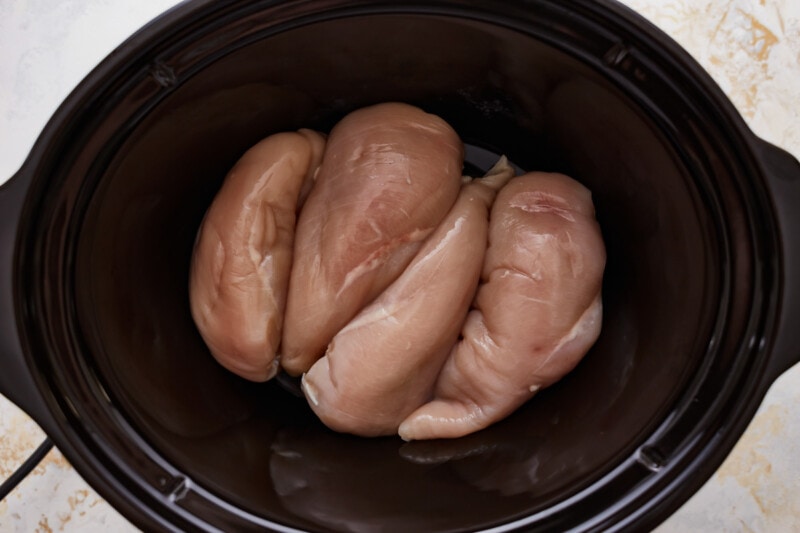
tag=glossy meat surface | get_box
[302,160,514,436]
[281,103,464,376]
[189,129,325,381]
[399,172,606,440]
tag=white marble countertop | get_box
[1,0,798,531]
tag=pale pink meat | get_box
[301,159,514,437]
[189,129,326,382]
[399,172,606,440]
[281,103,464,376]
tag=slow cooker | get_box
[1,1,798,531]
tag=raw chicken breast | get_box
[190,129,326,382]
[399,172,605,440]
[281,103,464,376]
[302,159,514,437]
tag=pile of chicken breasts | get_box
[189,102,606,441]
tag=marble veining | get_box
[626,0,800,154]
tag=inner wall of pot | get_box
[75,14,717,532]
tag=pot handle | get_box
[757,139,800,383]
[0,168,53,427]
